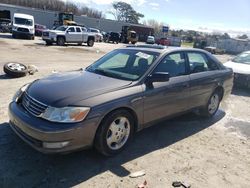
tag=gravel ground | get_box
[0,33,249,188]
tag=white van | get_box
[12,13,35,40]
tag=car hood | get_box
[27,70,132,107]
[224,61,250,74]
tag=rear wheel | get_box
[200,91,221,117]
[57,37,65,46]
[95,110,135,156]
[87,38,94,47]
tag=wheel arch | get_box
[214,86,224,101]
[97,106,139,134]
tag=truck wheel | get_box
[87,38,94,47]
[46,41,53,45]
[3,62,28,78]
[57,37,65,46]
[30,35,35,40]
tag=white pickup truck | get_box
[42,25,96,46]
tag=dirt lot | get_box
[0,33,249,188]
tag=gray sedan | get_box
[8,45,233,156]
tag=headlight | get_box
[41,107,90,123]
[12,26,17,31]
[12,83,30,102]
[30,28,34,33]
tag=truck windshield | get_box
[14,18,33,26]
[55,26,67,31]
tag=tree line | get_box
[0,0,105,18]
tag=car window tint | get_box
[99,53,129,69]
[81,27,87,32]
[187,52,219,73]
[76,27,81,32]
[67,27,75,32]
[154,53,186,77]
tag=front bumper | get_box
[8,102,100,154]
[12,30,34,37]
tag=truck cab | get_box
[12,13,35,40]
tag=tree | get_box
[109,1,144,24]
[238,34,248,39]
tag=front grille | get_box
[42,31,49,36]
[17,27,29,33]
[21,92,47,117]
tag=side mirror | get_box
[146,72,170,83]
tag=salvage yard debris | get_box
[129,170,146,178]
[3,62,38,77]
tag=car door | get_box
[75,27,83,42]
[65,26,76,42]
[81,27,88,42]
[186,51,223,108]
[143,52,190,124]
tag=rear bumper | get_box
[8,102,100,154]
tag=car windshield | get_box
[55,26,67,31]
[14,17,33,26]
[232,52,250,65]
[86,49,159,81]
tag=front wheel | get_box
[200,91,221,117]
[57,37,65,46]
[94,110,135,156]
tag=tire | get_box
[45,41,53,45]
[57,37,65,46]
[131,41,136,44]
[3,62,28,78]
[87,38,94,47]
[94,110,135,156]
[30,35,35,40]
[200,91,221,117]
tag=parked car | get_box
[224,51,250,88]
[146,36,155,44]
[8,46,233,156]
[156,37,170,46]
[204,46,225,54]
[105,31,120,44]
[42,25,95,46]
[0,18,11,33]
[88,28,103,42]
[35,24,47,36]
[12,13,35,40]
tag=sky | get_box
[68,0,250,36]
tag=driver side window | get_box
[153,52,186,77]
[67,27,75,32]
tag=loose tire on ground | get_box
[94,109,135,156]
[3,62,28,78]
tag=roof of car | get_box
[123,45,209,54]
[14,13,34,20]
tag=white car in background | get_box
[88,28,103,42]
[146,36,155,44]
[224,51,250,88]
[12,13,35,40]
